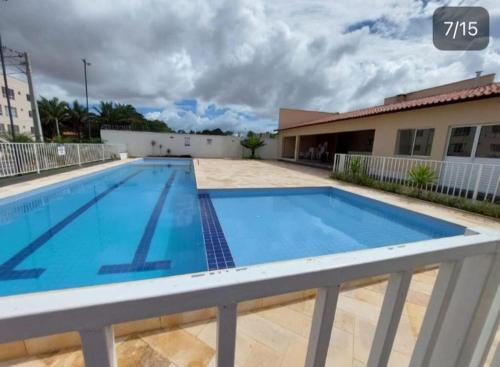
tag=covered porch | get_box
[281,130,375,169]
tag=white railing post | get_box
[339,154,346,173]
[469,279,500,367]
[305,285,340,367]
[380,156,386,181]
[367,271,412,367]
[77,144,82,166]
[426,254,498,367]
[216,304,237,367]
[472,164,483,200]
[410,261,463,367]
[102,144,105,161]
[80,326,116,367]
[33,143,40,174]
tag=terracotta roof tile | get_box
[279,83,500,131]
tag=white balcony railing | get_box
[0,143,116,178]
[0,230,498,367]
[333,153,500,203]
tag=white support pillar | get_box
[305,285,340,367]
[80,326,116,367]
[102,144,106,161]
[33,143,40,174]
[216,304,237,367]
[472,164,483,200]
[427,253,498,367]
[293,135,300,161]
[368,271,412,367]
[77,145,82,166]
[410,261,463,367]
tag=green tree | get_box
[240,135,266,158]
[67,100,90,140]
[94,101,149,129]
[38,97,69,139]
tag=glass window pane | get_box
[447,126,476,157]
[475,125,500,158]
[396,129,414,155]
[412,129,434,156]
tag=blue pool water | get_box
[0,159,206,297]
[0,160,465,297]
[208,188,465,267]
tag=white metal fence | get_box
[0,232,498,367]
[0,143,116,178]
[333,153,500,203]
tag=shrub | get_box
[331,172,500,219]
[408,165,436,194]
[348,157,362,176]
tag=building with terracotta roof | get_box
[278,73,500,169]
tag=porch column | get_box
[294,135,300,161]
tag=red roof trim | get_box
[278,83,500,131]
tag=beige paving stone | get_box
[24,333,80,356]
[141,328,214,367]
[255,305,312,338]
[286,298,315,317]
[405,303,427,337]
[0,341,28,362]
[0,357,47,367]
[332,308,356,335]
[237,313,295,354]
[114,317,162,337]
[353,318,376,363]
[239,338,282,367]
[337,295,382,325]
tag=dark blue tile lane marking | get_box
[198,193,235,271]
[0,170,143,281]
[99,171,177,274]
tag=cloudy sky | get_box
[1,0,499,133]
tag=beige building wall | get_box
[0,76,35,136]
[279,97,500,161]
[278,108,338,130]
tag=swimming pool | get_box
[0,159,465,297]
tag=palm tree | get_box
[38,97,69,139]
[94,101,144,127]
[67,100,90,140]
[240,135,266,159]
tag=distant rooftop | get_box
[279,73,500,131]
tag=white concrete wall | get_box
[241,137,278,159]
[101,129,278,159]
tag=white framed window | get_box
[184,137,190,147]
[0,124,5,133]
[446,126,477,157]
[396,128,434,156]
[0,105,2,115]
[475,124,500,158]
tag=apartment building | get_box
[0,75,36,138]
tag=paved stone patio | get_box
[1,158,498,366]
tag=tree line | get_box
[36,98,174,142]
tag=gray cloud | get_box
[0,0,498,132]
